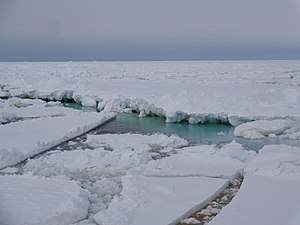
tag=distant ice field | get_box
[1,60,300,120]
[1,60,300,146]
[1,60,300,85]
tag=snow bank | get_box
[0,111,115,169]
[209,174,300,225]
[0,175,89,225]
[234,119,300,139]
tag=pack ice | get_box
[1,61,300,225]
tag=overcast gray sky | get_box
[1,0,300,61]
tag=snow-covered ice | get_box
[0,175,90,225]
[0,111,115,169]
[93,140,250,225]
[0,97,78,124]
[205,143,300,225]
[208,174,300,225]
[234,119,300,139]
[94,175,228,225]
[0,103,81,124]
[90,139,300,225]
[20,134,188,207]
[247,144,300,180]
[1,61,299,126]
[140,141,252,178]
[1,60,300,225]
[7,132,250,225]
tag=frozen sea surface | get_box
[0,111,115,169]
[0,175,90,225]
[209,174,300,225]
[1,61,300,225]
[1,61,300,124]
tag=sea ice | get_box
[0,175,90,225]
[0,105,81,124]
[94,141,248,225]
[1,61,299,127]
[1,61,300,225]
[0,97,81,124]
[94,174,228,225]
[234,119,300,139]
[140,143,251,178]
[21,133,187,200]
[247,144,300,180]
[0,111,115,169]
[208,174,300,225]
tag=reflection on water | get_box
[93,113,300,151]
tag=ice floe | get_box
[0,105,81,124]
[0,97,81,124]
[94,175,228,225]
[0,111,115,169]
[234,119,300,139]
[247,144,300,180]
[0,175,90,225]
[209,174,300,225]
[93,140,249,225]
[20,133,188,206]
[206,143,300,225]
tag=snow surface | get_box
[247,144,300,180]
[0,102,80,124]
[0,175,90,225]
[2,132,300,225]
[140,141,252,178]
[1,61,300,225]
[234,119,300,139]
[93,140,250,225]
[208,144,300,225]
[94,175,228,225]
[2,132,251,225]
[209,174,300,225]
[20,134,188,209]
[0,111,115,169]
[1,61,300,127]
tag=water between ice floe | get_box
[63,104,300,151]
[92,113,300,151]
